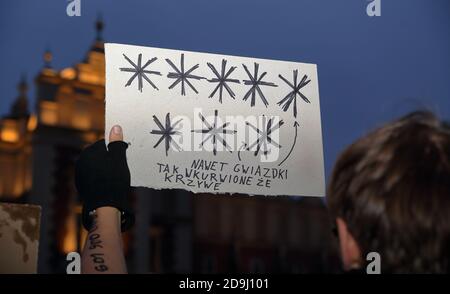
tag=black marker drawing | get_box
[150,113,183,156]
[207,59,240,103]
[120,53,161,92]
[237,142,247,161]
[278,70,311,118]
[242,63,277,107]
[166,53,205,96]
[246,115,284,157]
[278,121,300,166]
[191,110,236,155]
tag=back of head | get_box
[327,111,450,273]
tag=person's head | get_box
[327,111,450,273]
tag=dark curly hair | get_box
[327,111,450,273]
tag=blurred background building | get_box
[0,19,339,274]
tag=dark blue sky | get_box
[1,0,449,179]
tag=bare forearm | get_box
[81,206,127,274]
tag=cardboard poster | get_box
[105,43,325,196]
[0,203,41,274]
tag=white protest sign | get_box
[0,203,41,274]
[105,43,325,196]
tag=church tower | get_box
[29,18,106,273]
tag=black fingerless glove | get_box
[75,139,135,232]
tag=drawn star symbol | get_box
[278,70,311,118]
[242,62,278,107]
[206,59,240,103]
[191,110,236,155]
[150,113,183,156]
[246,115,284,157]
[120,53,161,92]
[166,53,205,96]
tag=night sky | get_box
[1,0,449,180]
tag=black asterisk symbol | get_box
[191,110,236,155]
[150,113,183,156]
[120,53,161,92]
[246,115,284,157]
[242,62,277,107]
[278,70,311,118]
[206,59,240,103]
[166,53,205,96]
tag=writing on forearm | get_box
[90,253,108,272]
[87,213,109,272]
[81,207,126,274]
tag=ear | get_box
[336,218,362,271]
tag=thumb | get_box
[109,125,123,142]
[108,125,128,161]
